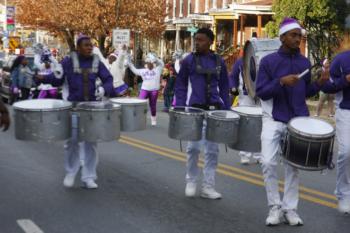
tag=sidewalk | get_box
[307,100,335,125]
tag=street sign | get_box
[6,6,16,32]
[112,29,130,48]
[9,37,20,50]
[187,26,198,36]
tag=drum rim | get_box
[169,106,205,116]
[110,97,148,106]
[13,99,72,112]
[231,106,262,117]
[207,110,240,121]
[288,116,335,138]
[282,158,328,171]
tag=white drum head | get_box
[232,106,262,116]
[13,99,72,111]
[110,98,147,104]
[290,117,334,135]
[209,110,240,119]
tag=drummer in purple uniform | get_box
[36,35,114,189]
[175,28,230,199]
[256,18,329,226]
[322,50,350,214]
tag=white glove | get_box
[95,86,105,101]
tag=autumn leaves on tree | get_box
[15,0,167,52]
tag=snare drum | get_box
[76,101,121,142]
[206,111,240,144]
[282,117,335,171]
[229,106,262,152]
[168,107,205,141]
[110,98,148,132]
[13,99,72,142]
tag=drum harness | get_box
[71,51,100,102]
[193,53,230,153]
[194,53,222,111]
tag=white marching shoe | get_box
[63,174,76,188]
[200,186,222,199]
[284,210,303,226]
[83,179,98,189]
[185,182,197,197]
[151,116,157,126]
[338,198,350,214]
[265,205,283,226]
[240,155,250,165]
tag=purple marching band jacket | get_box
[39,53,114,102]
[228,57,248,96]
[321,50,350,109]
[256,47,321,123]
[175,52,230,110]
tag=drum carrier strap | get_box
[71,51,100,101]
[194,53,221,110]
[81,68,91,101]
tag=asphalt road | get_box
[0,104,349,233]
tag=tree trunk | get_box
[63,30,76,52]
[98,35,107,57]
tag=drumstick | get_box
[297,69,309,79]
[297,63,320,79]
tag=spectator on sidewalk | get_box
[315,91,335,117]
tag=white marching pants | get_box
[238,94,261,160]
[186,121,219,188]
[335,108,350,200]
[64,113,98,182]
[261,116,299,210]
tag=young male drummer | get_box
[322,50,350,214]
[36,35,114,189]
[256,18,329,226]
[175,28,230,199]
[229,57,261,165]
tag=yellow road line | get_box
[119,138,337,209]
[120,135,337,201]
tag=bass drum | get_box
[243,38,281,98]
